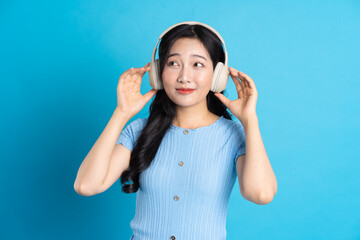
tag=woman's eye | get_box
[167,61,203,67]
[168,61,178,66]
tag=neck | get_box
[172,99,219,129]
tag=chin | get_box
[171,98,194,107]
[171,96,205,108]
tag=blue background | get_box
[1,0,359,239]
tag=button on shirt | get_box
[117,116,246,240]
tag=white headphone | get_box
[148,21,229,92]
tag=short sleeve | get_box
[116,118,147,151]
[233,121,246,166]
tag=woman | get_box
[74,22,277,240]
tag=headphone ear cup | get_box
[211,62,229,92]
[149,59,163,90]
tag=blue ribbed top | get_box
[116,115,246,240]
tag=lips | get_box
[176,88,195,94]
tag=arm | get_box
[74,64,156,196]
[214,67,277,205]
[73,108,132,196]
[237,114,277,204]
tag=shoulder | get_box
[126,117,147,127]
[219,116,245,132]
[123,117,148,134]
[130,117,148,128]
[217,117,245,143]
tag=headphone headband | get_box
[151,21,228,70]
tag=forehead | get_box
[168,38,209,57]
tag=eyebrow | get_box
[167,53,207,61]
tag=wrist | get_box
[239,114,258,127]
[114,107,133,121]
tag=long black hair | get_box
[120,23,233,193]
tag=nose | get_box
[177,65,192,84]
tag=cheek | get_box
[198,74,213,89]
[161,72,175,96]
[161,70,175,85]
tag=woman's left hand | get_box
[214,67,258,123]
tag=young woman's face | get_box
[161,38,214,108]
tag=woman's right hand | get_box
[116,63,157,117]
